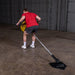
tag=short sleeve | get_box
[22,13,25,17]
[33,13,37,17]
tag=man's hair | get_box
[23,8,28,12]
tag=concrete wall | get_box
[67,0,75,32]
[0,0,10,23]
[0,0,68,32]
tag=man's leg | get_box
[22,31,28,49]
[30,33,36,48]
[32,33,36,41]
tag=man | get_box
[16,8,41,49]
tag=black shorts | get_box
[25,26,39,34]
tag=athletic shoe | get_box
[30,45,35,48]
[21,45,26,49]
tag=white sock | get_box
[31,41,35,46]
[24,42,26,46]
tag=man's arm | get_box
[16,16,25,26]
[36,16,41,23]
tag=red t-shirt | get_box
[22,12,38,28]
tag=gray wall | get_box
[67,0,75,32]
[0,0,68,32]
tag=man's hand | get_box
[36,16,41,23]
[16,22,20,26]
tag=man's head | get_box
[23,8,28,13]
